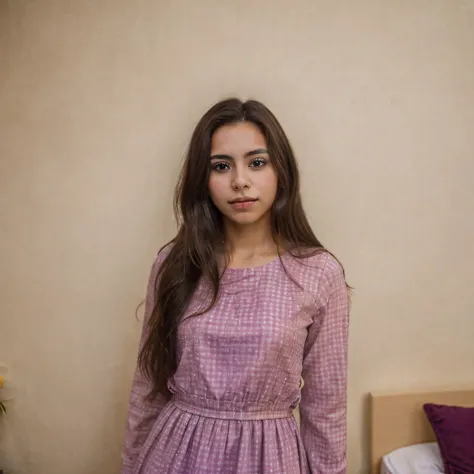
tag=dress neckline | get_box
[222,252,288,274]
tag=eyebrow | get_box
[210,148,269,160]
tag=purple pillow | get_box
[423,403,474,474]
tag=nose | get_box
[231,164,250,190]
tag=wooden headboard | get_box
[369,388,474,474]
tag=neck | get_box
[223,218,281,259]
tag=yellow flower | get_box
[0,375,5,389]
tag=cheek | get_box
[258,169,278,200]
[208,175,228,202]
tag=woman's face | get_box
[208,121,278,228]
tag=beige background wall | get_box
[1,1,473,473]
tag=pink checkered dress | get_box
[122,248,349,474]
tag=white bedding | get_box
[380,442,444,474]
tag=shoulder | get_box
[305,250,345,287]
[149,241,174,279]
[156,241,174,263]
[286,248,346,306]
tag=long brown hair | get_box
[139,98,330,399]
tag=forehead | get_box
[210,122,267,155]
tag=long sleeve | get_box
[121,249,170,474]
[299,257,350,474]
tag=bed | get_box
[369,388,474,474]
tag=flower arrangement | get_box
[0,366,14,415]
[0,374,6,414]
[0,366,12,473]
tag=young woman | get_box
[122,98,350,474]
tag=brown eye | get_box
[212,162,230,172]
[249,158,267,168]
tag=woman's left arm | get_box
[299,257,350,474]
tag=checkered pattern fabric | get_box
[122,248,349,474]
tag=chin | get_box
[227,213,268,226]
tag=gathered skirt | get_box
[132,394,309,474]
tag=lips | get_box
[229,198,258,204]
[229,198,258,210]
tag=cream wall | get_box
[1,1,473,473]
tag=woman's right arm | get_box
[121,249,170,474]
